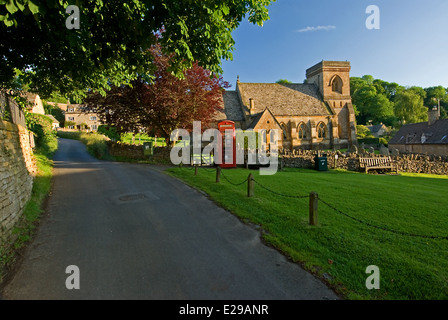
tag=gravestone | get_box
[350,144,358,154]
[379,144,390,156]
[360,142,366,154]
[368,146,375,154]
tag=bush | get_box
[358,137,380,145]
[57,131,113,160]
[356,125,375,139]
[98,125,121,142]
[26,113,58,156]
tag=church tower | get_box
[305,61,357,147]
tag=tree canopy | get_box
[85,44,230,143]
[350,75,447,126]
[0,0,275,101]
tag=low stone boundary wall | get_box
[107,142,171,163]
[1,120,36,247]
[280,149,448,175]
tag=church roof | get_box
[229,82,331,117]
[221,91,245,121]
[389,119,448,145]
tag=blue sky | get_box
[221,0,448,90]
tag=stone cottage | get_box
[221,60,358,150]
[24,92,45,115]
[65,104,102,131]
[389,106,448,156]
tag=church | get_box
[220,60,358,150]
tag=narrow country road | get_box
[1,138,338,300]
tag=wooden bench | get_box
[359,156,397,174]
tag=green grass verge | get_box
[57,131,114,160]
[166,167,448,300]
[121,133,167,146]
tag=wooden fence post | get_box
[309,192,318,225]
[194,164,198,176]
[247,173,254,197]
[216,166,221,183]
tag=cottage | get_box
[366,123,388,138]
[389,107,448,156]
[24,92,45,115]
[220,61,357,150]
[65,104,101,131]
[45,114,60,130]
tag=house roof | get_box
[45,114,59,123]
[367,124,386,134]
[389,119,448,145]
[236,82,331,116]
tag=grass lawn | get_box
[166,166,448,300]
[121,133,166,146]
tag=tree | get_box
[356,125,374,139]
[1,0,275,101]
[424,86,447,118]
[86,44,230,144]
[350,78,395,125]
[394,89,428,124]
[276,79,292,84]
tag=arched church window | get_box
[260,129,267,144]
[331,75,343,94]
[280,123,288,139]
[317,122,327,139]
[297,123,307,139]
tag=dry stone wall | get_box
[280,149,448,175]
[107,142,171,164]
[0,120,36,247]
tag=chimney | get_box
[428,106,440,126]
[249,98,255,114]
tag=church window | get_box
[331,75,343,94]
[280,123,288,139]
[261,129,267,144]
[317,122,327,139]
[298,123,307,139]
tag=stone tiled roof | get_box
[367,124,386,134]
[237,83,330,116]
[389,119,448,145]
[221,91,245,121]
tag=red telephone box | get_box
[218,120,236,168]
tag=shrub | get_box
[98,125,121,142]
[57,131,113,160]
[26,113,58,156]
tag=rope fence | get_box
[184,165,448,241]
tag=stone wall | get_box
[107,142,171,163]
[280,149,360,171]
[280,149,448,175]
[0,120,36,247]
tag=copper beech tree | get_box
[85,44,230,144]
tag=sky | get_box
[220,0,448,90]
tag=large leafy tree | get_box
[425,86,448,118]
[0,0,274,100]
[394,89,428,124]
[86,44,230,143]
[350,76,395,125]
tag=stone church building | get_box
[220,60,358,150]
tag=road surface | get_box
[1,138,339,300]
